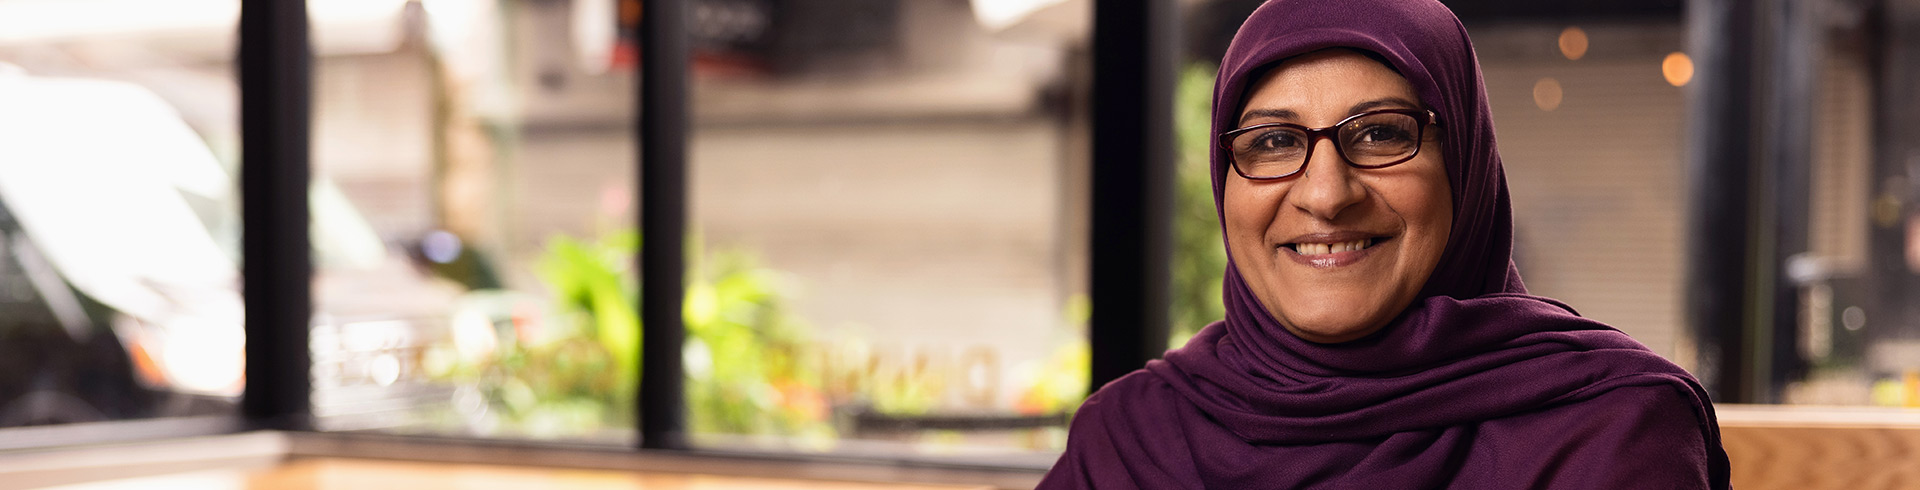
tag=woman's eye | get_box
[1356,125,1413,143]
[1252,130,1303,150]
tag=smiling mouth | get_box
[1285,237,1385,256]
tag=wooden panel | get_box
[1722,426,1920,489]
[1720,406,1920,489]
[45,457,995,490]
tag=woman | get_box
[1040,0,1731,488]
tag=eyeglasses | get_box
[1218,108,1440,180]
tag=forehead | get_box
[1238,49,1418,123]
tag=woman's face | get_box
[1224,49,1452,343]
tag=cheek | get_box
[1396,163,1454,259]
[1221,178,1280,251]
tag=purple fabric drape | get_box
[1039,0,1731,488]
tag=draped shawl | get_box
[1039,0,1731,488]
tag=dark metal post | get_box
[1089,0,1176,392]
[1684,0,1760,403]
[638,0,689,450]
[1761,0,1817,403]
[239,0,314,429]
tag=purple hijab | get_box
[1039,0,1731,488]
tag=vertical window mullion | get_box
[1089,0,1176,393]
[639,0,690,450]
[239,0,315,430]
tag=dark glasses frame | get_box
[1217,108,1442,181]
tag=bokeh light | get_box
[1663,52,1694,86]
[1533,77,1564,111]
[1558,27,1589,60]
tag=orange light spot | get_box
[1558,27,1589,60]
[1533,78,1564,111]
[1663,52,1695,87]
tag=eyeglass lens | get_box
[1229,112,1423,178]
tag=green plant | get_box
[1015,295,1091,416]
[420,232,643,436]
[423,230,834,441]
[682,246,832,441]
[1170,62,1229,346]
[537,231,641,398]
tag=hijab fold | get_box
[1041,0,1730,487]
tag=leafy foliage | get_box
[1014,295,1091,416]
[424,230,833,440]
[682,246,832,441]
[1170,63,1229,346]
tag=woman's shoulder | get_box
[1522,380,1713,433]
[1061,365,1231,459]
[1460,382,1722,488]
[1072,368,1181,424]
[1041,368,1211,490]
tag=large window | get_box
[300,0,1094,453]
[307,0,639,442]
[0,0,242,428]
[682,0,1089,459]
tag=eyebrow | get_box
[1237,97,1424,126]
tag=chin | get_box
[1273,304,1394,343]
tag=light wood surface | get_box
[18,406,1920,490]
[41,457,995,490]
[1719,405,1920,490]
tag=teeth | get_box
[1295,239,1369,255]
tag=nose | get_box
[1284,136,1367,221]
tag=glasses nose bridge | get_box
[1300,125,1350,167]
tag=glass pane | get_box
[686,0,1089,461]
[308,0,637,442]
[0,0,241,426]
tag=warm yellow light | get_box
[1663,52,1695,87]
[1558,27,1589,60]
[1532,78,1563,111]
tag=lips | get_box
[1282,231,1388,255]
[1289,238,1377,256]
[1278,231,1390,268]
